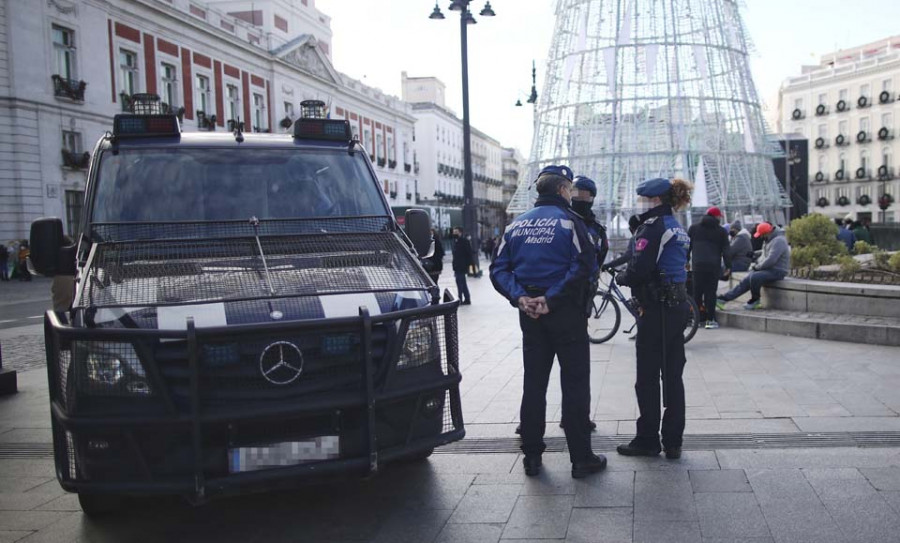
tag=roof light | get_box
[113,114,181,138]
[292,119,352,142]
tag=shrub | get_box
[873,250,890,270]
[836,255,860,280]
[890,252,900,273]
[785,214,846,269]
[853,240,874,255]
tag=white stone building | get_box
[778,36,900,223]
[0,0,416,242]
[401,72,507,239]
[501,146,524,220]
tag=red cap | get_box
[754,222,774,238]
[706,206,722,218]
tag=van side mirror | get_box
[404,209,433,258]
[29,218,76,277]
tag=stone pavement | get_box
[0,266,898,542]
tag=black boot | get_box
[665,447,682,460]
[523,455,542,476]
[616,439,661,457]
[571,453,607,479]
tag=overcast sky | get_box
[317,0,900,156]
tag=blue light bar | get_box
[293,119,352,142]
[113,114,181,138]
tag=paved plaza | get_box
[0,272,899,542]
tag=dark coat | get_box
[423,235,444,273]
[687,215,732,272]
[452,236,474,273]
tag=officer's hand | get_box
[532,296,550,316]
[518,296,540,319]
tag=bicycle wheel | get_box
[683,297,700,344]
[588,290,621,344]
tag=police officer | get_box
[490,165,607,479]
[615,177,692,460]
[571,176,609,269]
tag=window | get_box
[52,25,76,80]
[794,98,803,110]
[62,130,81,154]
[861,84,870,98]
[860,150,869,172]
[196,74,210,113]
[839,153,846,172]
[252,93,266,131]
[284,102,294,118]
[350,123,360,141]
[387,135,395,162]
[364,128,372,153]
[883,148,892,167]
[882,113,893,129]
[839,89,848,101]
[836,187,850,200]
[883,79,893,92]
[376,133,384,160]
[818,93,827,105]
[839,120,848,135]
[65,190,84,239]
[818,154,826,172]
[860,117,870,133]
[119,49,138,96]
[226,84,240,121]
[160,63,177,108]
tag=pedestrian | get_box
[482,237,495,261]
[727,220,753,272]
[716,222,790,310]
[687,206,731,329]
[615,177,692,460]
[421,228,445,284]
[836,218,856,252]
[851,220,872,245]
[571,176,609,268]
[0,243,8,281]
[17,240,31,282]
[490,164,607,479]
[451,227,473,305]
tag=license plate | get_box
[228,436,340,473]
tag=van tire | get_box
[78,493,122,517]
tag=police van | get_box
[29,97,464,515]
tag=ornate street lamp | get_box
[429,0,495,250]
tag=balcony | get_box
[836,99,850,113]
[377,157,386,168]
[404,163,412,173]
[877,165,895,180]
[388,159,397,169]
[856,130,870,144]
[835,134,849,147]
[815,104,828,116]
[196,111,217,131]
[878,127,893,141]
[51,75,86,102]
[814,137,828,149]
[791,108,805,120]
[61,149,90,170]
[855,167,871,180]
[813,172,828,183]
[161,103,186,122]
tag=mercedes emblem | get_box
[259,341,304,385]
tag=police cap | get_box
[538,165,574,181]
[573,176,597,197]
[636,177,671,197]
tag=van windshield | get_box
[91,148,386,222]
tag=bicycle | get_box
[588,268,700,344]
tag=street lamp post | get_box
[430,1,495,252]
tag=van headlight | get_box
[75,342,152,396]
[397,321,435,370]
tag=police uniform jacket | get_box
[616,205,689,301]
[490,194,596,312]
[581,210,609,268]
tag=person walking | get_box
[728,220,753,272]
[716,222,790,310]
[490,164,607,479]
[687,206,731,329]
[615,177,692,460]
[17,241,31,282]
[0,244,8,281]
[836,219,856,252]
[451,227,473,305]
[422,228,445,284]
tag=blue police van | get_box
[29,99,464,515]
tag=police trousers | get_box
[634,300,687,449]
[519,303,593,463]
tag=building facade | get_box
[0,0,416,241]
[779,36,900,223]
[501,146,524,221]
[401,72,508,240]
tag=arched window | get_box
[883,147,892,168]
[818,154,827,173]
[839,153,846,172]
[860,150,869,172]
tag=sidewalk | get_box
[0,265,897,542]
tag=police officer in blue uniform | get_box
[491,165,607,479]
[571,176,609,269]
[615,177,693,460]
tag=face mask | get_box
[452,233,460,239]
[571,200,593,216]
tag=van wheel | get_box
[401,448,434,462]
[78,493,122,517]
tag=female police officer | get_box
[614,177,692,460]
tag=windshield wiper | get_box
[249,216,276,295]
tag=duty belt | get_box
[655,282,687,307]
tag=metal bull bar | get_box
[44,293,463,500]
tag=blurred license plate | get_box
[228,436,340,473]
